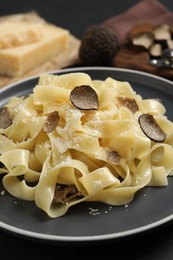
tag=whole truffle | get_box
[79,25,119,66]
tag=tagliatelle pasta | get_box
[1,71,173,218]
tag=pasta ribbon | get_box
[0,71,173,218]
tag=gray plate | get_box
[1,67,173,244]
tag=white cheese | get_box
[0,21,44,49]
[0,23,69,77]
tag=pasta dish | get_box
[0,72,173,218]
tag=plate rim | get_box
[1,66,173,94]
[1,212,173,243]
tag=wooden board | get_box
[113,43,173,80]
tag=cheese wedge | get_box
[0,23,69,77]
[0,21,44,49]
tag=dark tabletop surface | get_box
[1,0,173,259]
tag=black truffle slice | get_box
[153,24,171,51]
[79,25,119,66]
[149,43,162,59]
[0,107,12,129]
[43,111,60,133]
[118,97,139,114]
[138,113,166,142]
[106,151,121,165]
[153,24,171,42]
[131,31,154,50]
[52,184,82,205]
[70,85,99,110]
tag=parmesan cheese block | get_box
[0,23,69,77]
[0,21,44,49]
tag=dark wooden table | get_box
[1,1,173,259]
